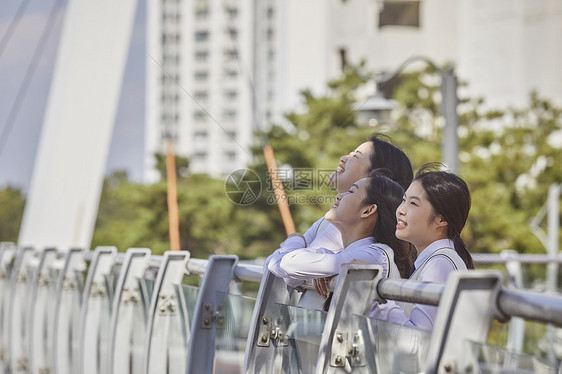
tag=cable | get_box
[0,0,64,158]
[0,0,32,60]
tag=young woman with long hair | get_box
[371,163,474,329]
[271,170,410,311]
[265,134,415,308]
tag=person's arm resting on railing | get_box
[370,257,456,331]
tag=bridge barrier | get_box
[0,242,561,373]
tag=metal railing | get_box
[0,241,561,374]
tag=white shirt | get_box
[279,236,393,280]
[265,217,343,287]
[370,239,467,331]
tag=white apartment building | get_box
[146,0,562,181]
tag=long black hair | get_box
[367,134,413,191]
[323,169,413,311]
[415,163,474,269]
[364,169,414,278]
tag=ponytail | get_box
[453,236,474,269]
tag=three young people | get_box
[266,135,474,329]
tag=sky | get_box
[0,0,146,193]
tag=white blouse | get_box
[370,239,467,331]
[279,237,395,280]
[265,217,343,287]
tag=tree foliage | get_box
[0,186,25,242]
[2,66,560,264]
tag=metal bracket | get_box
[157,292,177,315]
[256,315,289,347]
[257,315,272,346]
[330,329,348,367]
[349,331,366,368]
[271,316,289,347]
[329,329,366,368]
[201,303,224,329]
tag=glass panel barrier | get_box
[352,316,431,373]
[10,248,34,374]
[142,277,155,310]
[52,246,86,374]
[178,284,200,328]
[465,341,559,374]
[28,248,58,374]
[214,292,256,374]
[113,277,147,374]
[263,303,327,374]
[284,304,326,373]
[0,244,16,370]
[167,284,199,374]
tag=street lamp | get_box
[354,82,396,127]
[355,56,460,173]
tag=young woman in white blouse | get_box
[265,135,415,308]
[270,170,411,310]
[371,164,474,330]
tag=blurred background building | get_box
[1,0,561,249]
[145,0,562,180]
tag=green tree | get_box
[0,186,25,242]
[92,67,562,265]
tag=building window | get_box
[225,6,238,19]
[226,130,237,139]
[223,48,238,61]
[194,91,208,101]
[267,7,274,19]
[223,69,237,79]
[162,33,180,45]
[224,90,237,100]
[193,111,207,121]
[225,151,236,161]
[378,0,420,28]
[338,47,347,72]
[163,54,180,65]
[195,5,209,19]
[223,110,237,121]
[193,152,207,161]
[194,50,208,62]
[226,27,238,40]
[194,71,208,81]
[194,130,208,140]
[195,31,209,42]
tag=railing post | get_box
[28,247,58,374]
[108,247,152,374]
[501,250,525,353]
[53,248,86,374]
[143,250,190,374]
[185,255,238,374]
[315,265,383,374]
[424,270,506,373]
[79,246,117,374]
[8,246,35,374]
[243,270,295,373]
[0,242,17,372]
